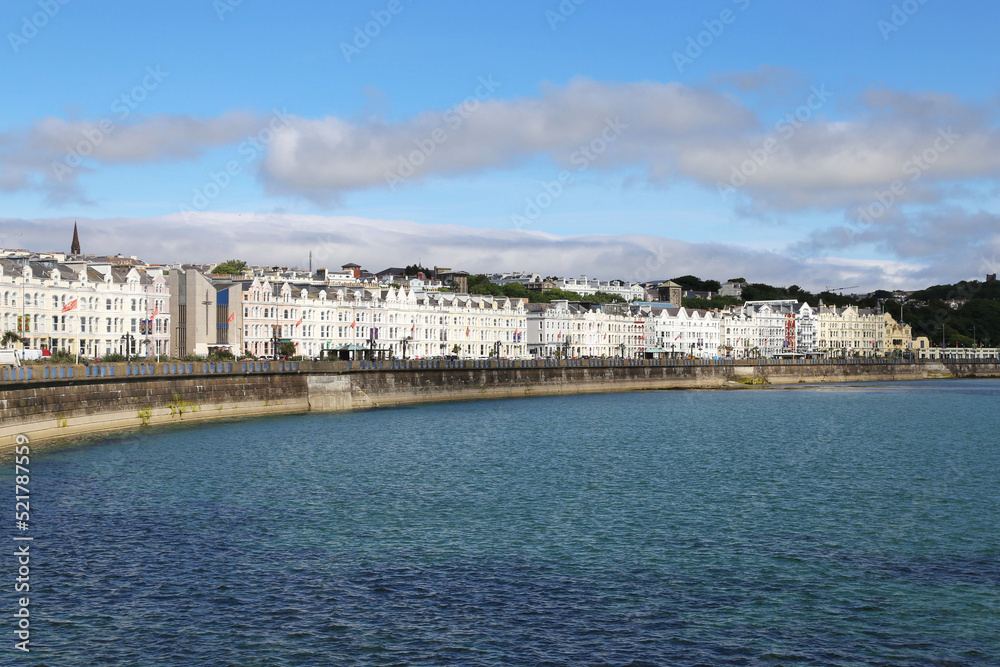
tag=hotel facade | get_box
[0,257,170,358]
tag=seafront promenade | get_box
[2,358,998,451]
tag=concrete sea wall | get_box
[2,359,997,452]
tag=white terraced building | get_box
[639,305,724,359]
[525,301,619,357]
[553,276,645,301]
[485,272,541,287]
[720,301,818,358]
[239,279,528,359]
[816,304,884,357]
[526,300,639,358]
[0,257,170,358]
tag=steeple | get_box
[70,220,81,255]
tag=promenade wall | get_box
[2,358,997,452]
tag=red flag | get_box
[295,317,303,327]
[350,320,356,329]
[227,312,235,323]
[674,334,681,340]
[62,298,78,313]
[152,306,159,319]
[466,326,470,336]
[411,323,415,334]
[558,331,562,338]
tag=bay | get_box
[8,380,1000,665]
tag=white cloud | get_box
[3,79,999,216]
[1,77,998,278]
[0,112,270,205]
[258,77,755,198]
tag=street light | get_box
[120,332,134,362]
[368,326,379,361]
[270,324,281,359]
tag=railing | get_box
[0,360,299,385]
[1,357,996,386]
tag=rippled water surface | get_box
[6,380,1000,665]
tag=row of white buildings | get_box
[553,275,647,301]
[0,257,170,358]
[0,253,924,361]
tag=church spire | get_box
[71,220,81,255]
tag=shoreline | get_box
[3,361,996,454]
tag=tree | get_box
[405,264,431,276]
[279,342,297,358]
[502,282,529,299]
[1,331,23,348]
[467,274,503,296]
[213,259,248,275]
[671,275,720,292]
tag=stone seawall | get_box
[0,372,310,450]
[2,360,997,452]
[331,359,956,409]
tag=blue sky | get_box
[2,0,998,290]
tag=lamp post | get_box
[270,324,281,360]
[401,335,412,360]
[120,332,134,362]
[368,325,378,361]
[20,269,26,349]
